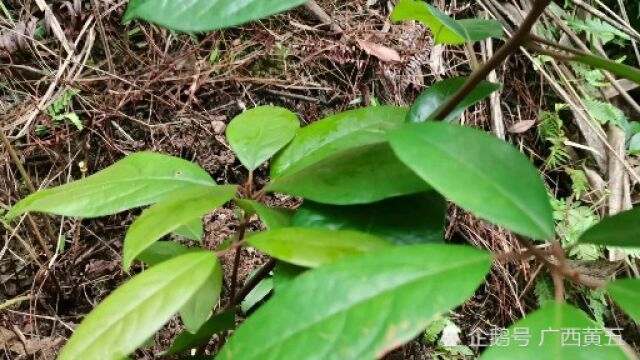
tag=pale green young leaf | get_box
[481,303,629,359]
[573,54,640,86]
[172,218,204,241]
[407,77,501,123]
[180,260,223,333]
[391,0,503,45]
[6,152,214,221]
[292,191,445,245]
[607,279,640,324]
[247,228,391,268]
[123,185,237,269]
[267,142,430,205]
[226,106,300,171]
[218,244,491,360]
[58,252,220,360]
[124,0,308,32]
[389,122,554,240]
[271,106,408,178]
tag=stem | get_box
[0,295,32,312]
[433,0,553,121]
[1,130,56,259]
[229,213,250,304]
[232,258,276,306]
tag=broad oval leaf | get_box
[218,244,491,360]
[273,261,305,292]
[123,185,237,269]
[267,142,431,205]
[481,303,630,359]
[579,207,640,247]
[292,191,446,245]
[247,228,391,268]
[235,199,294,229]
[58,252,220,360]
[407,77,501,123]
[166,310,236,355]
[391,0,503,45]
[124,0,308,32]
[389,122,554,240]
[271,106,408,179]
[607,279,640,324]
[6,152,214,221]
[573,54,640,86]
[226,106,300,171]
[180,260,223,333]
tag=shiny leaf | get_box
[273,262,305,292]
[579,207,640,247]
[218,244,491,360]
[124,0,308,32]
[241,278,274,314]
[292,191,445,245]
[6,152,214,221]
[248,228,391,268]
[607,279,640,324]
[407,77,501,123]
[173,219,204,241]
[391,0,503,45]
[389,122,554,240]
[137,242,197,266]
[123,185,237,269]
[226,106,300,171]
[481,303,629,359]
[271,106,408,179]
[267,142,430,205]
[58,252,220,360]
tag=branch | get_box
[433,0,553,121]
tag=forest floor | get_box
[1,0,639,359]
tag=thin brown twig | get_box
[433,0,553,121]
[232,258,277,306]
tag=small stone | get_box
[212,120,226,134]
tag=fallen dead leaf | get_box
[508,120,536,134]
[357,39,401,63]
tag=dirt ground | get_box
[1,0,639,359]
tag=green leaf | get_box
[579,207,640,247]
[226,106,300,171]
[58,252,220,360]
[123,185,237,269]
[6,152,214,221]
[389,122,554,240]
[124,0,308,32]
[481,303,629,359]
[273,262,305,292]
[267,142,431,205]
[247,228,391,268]
[407,77,501,123]
[173,218,204,241]
[607,279,640,323]
[166,310,235,355]
[292,191,446,245]
[218,244,491,360]
[180,260,223,333]
[572,54,640,86]
[241,278,273,314]
[271,106,408,179]
[137,242,198,266]
[391,0,503,45]
[235,199,293,229]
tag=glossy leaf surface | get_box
[389,122,554,240]
[247,228,391,268]
[218,244,491,360]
